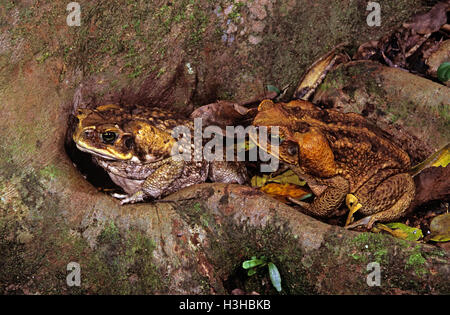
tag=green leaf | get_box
[270,170,307,186]
[242,258,266,269]
[410,143,449,176]
[247,268,257,276]
[430,234,450,242]
[298,193,313,201]
[384,222,423,241]
[268,262,282,292]
[437,62,450,83]
[235,139,257,151]
[266,85,281,94]
[251,170,306,188]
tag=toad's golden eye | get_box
[287,144,298,156]
[101,131,117,144]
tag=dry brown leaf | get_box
[403,1,449,35]
[260,183,311,202]
[190,101,253,130]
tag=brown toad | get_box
[250,99,415,227]
[73,104,247,204]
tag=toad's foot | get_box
[111,193,128,199]
[345,215,374,229]
[344,194,376,229]
[345,194,362,227]
[112,191,145,205]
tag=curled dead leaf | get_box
[190,101,254,131]
[294,43,350,100]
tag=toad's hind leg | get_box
[208,161,248,184]
[350,173,415,228]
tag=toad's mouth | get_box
[75,143,131,161]
[75,142,166,163]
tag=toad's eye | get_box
[101,131,117,144]
[287,144,298,156]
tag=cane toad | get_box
[250,99,415,227]
[73,104,247,204]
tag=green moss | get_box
[228,1,245,23]
[349,252,368,264]
[98,221,121,245]
[0,148,77,293]
[124,231,164,292]
[350,232,371,245]
[52,0,215,83]
[192,202,203,213]
[405,248,428,277]
[186,1,210,49]
[39,164,63,180]
[324,68,347,89]
[374,248,388,264]
[36,51,51,64]
[346,232,391,265]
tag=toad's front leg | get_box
[117,158,185,205]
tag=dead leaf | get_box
[260,183,311,202]
[353,40,379,60]
[428,213,450,242]
[410,143,449,177]
[190,101,253,131]
[403,1,449,35]
[294,43,349,100]
[269,170,306,186]
[354,2,449,76]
